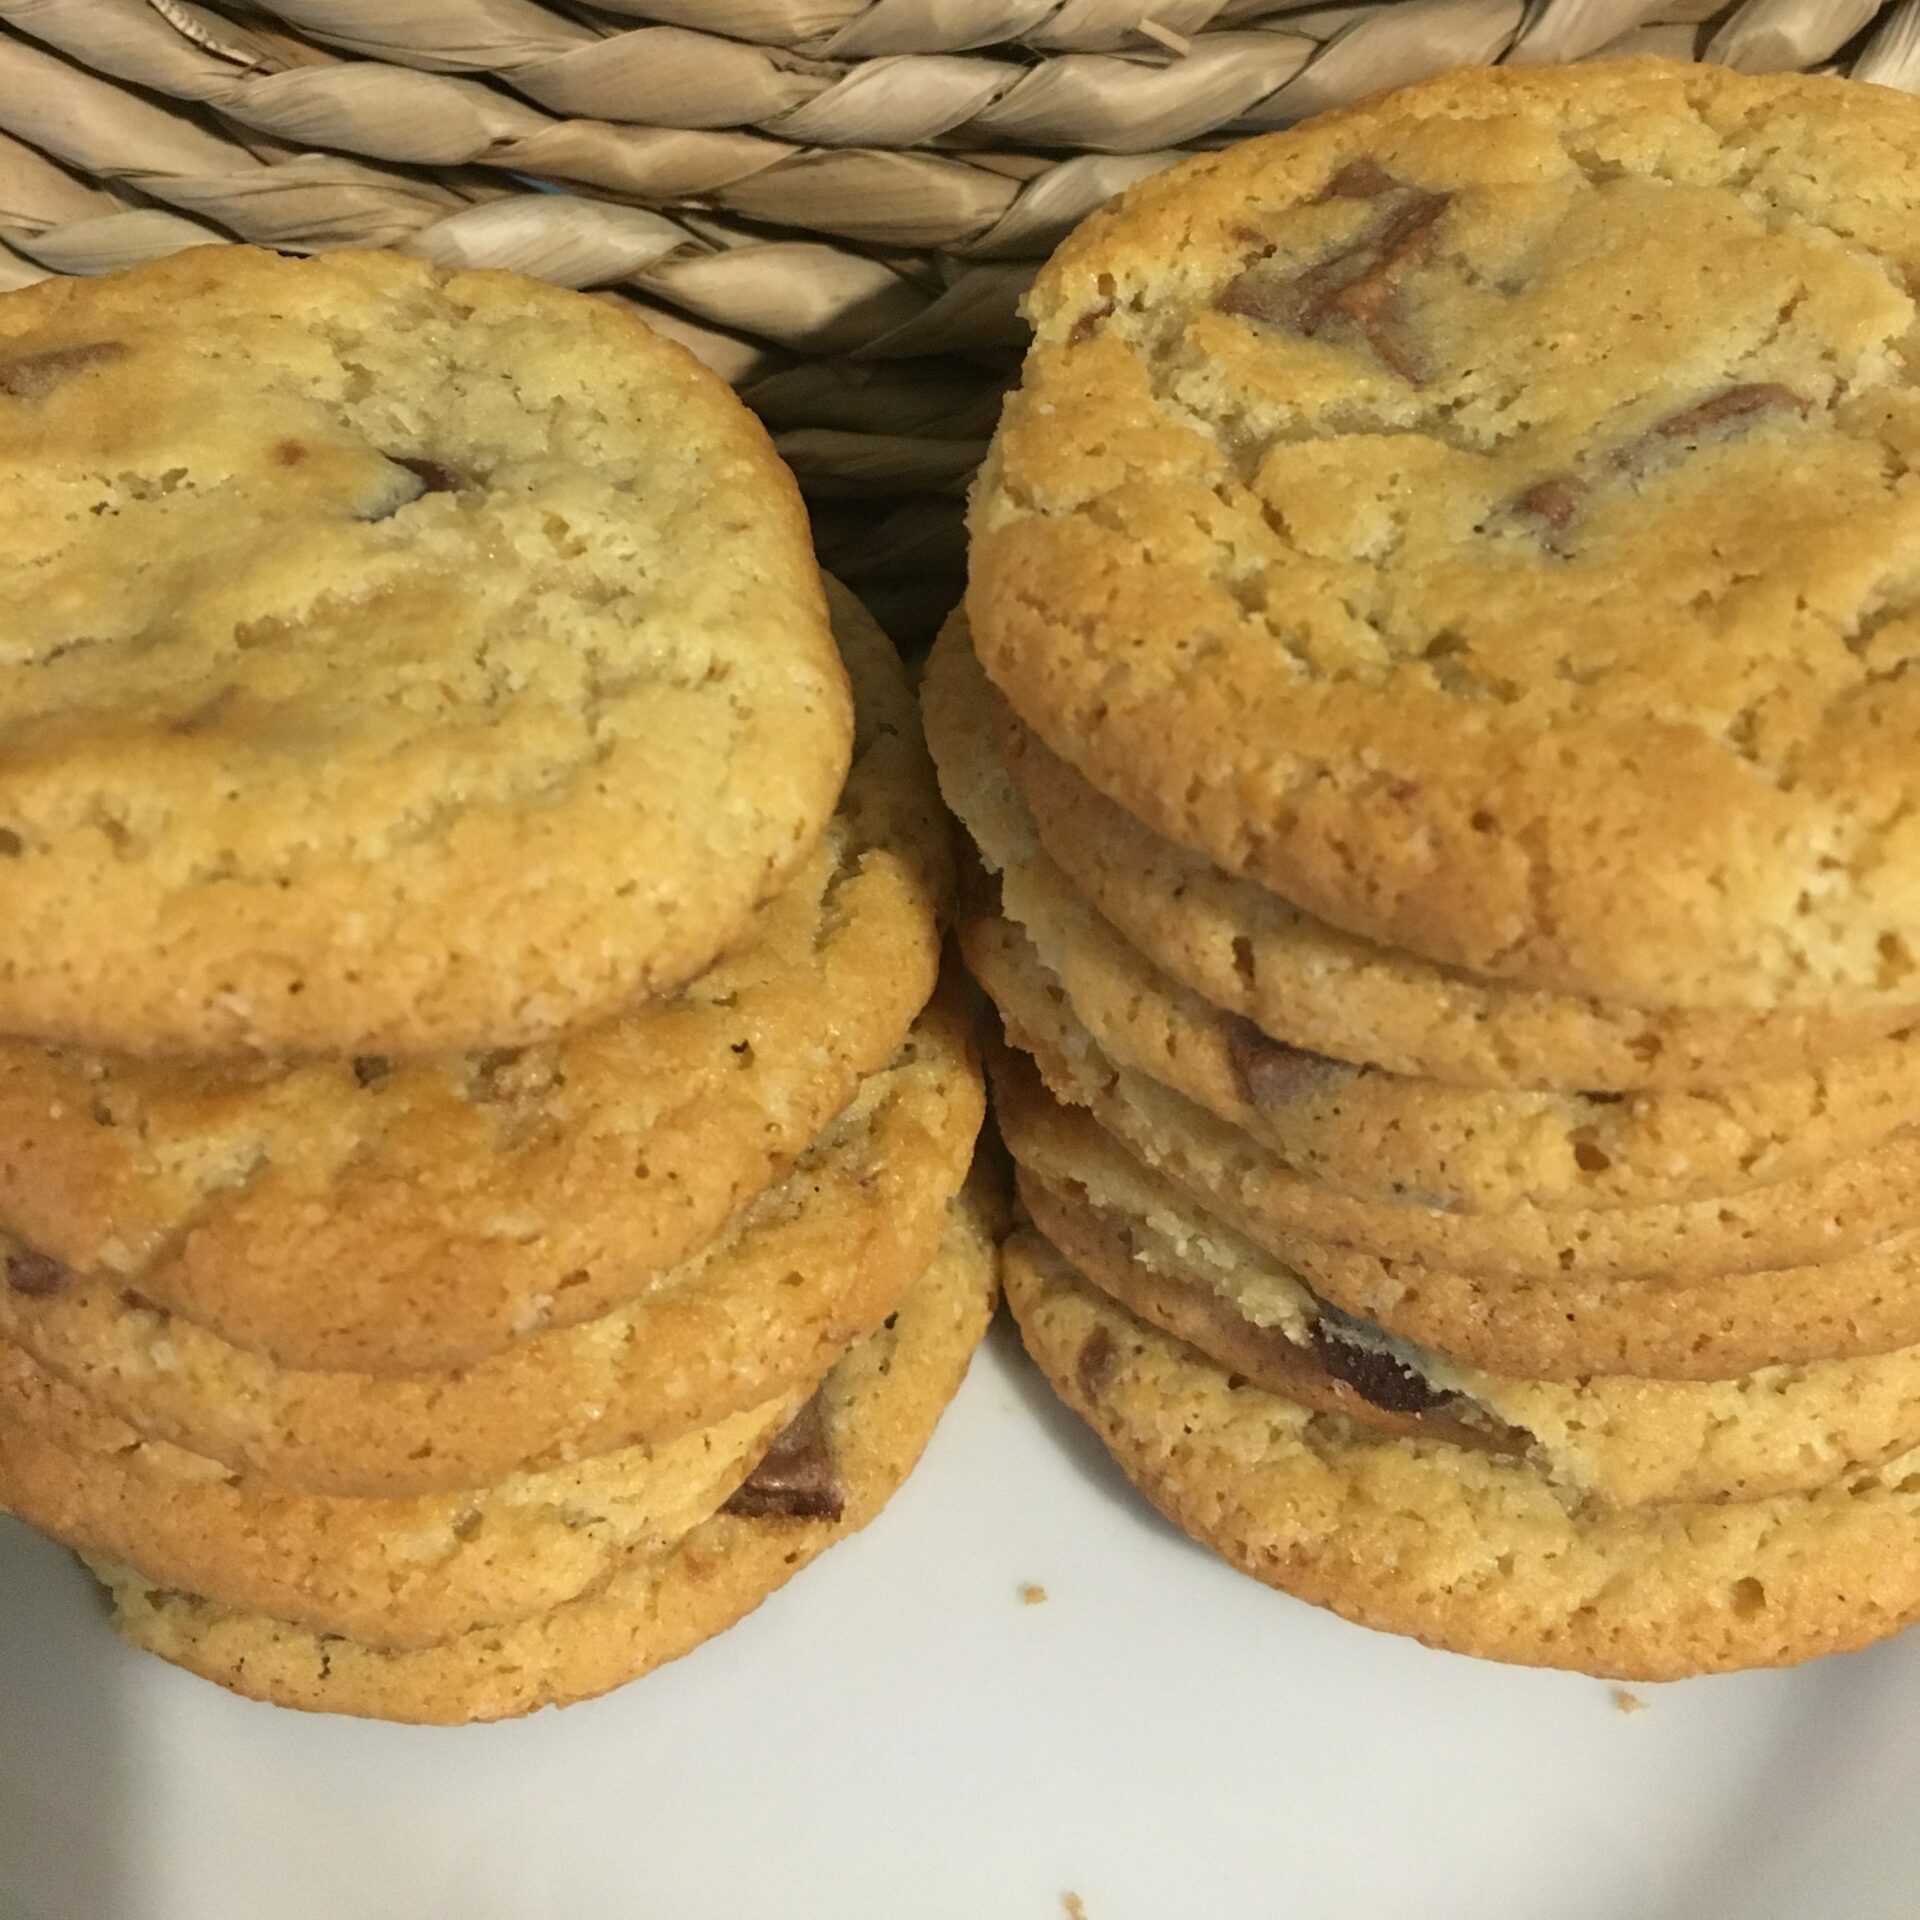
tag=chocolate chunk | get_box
[6,1246,69,1297]
[1217,181,1449,383]
[1224,1018,1346,1111]
[351,1055,392,1089]
[1309,1321,1453,1415]
[393,455,473,495]
[723,1395,843,1521]
[1650,383,1806,443]
[0,341,128,401]
[1075,1325,1118,1403]
[1510,474,1586,532]
[1068,300,1114,344]
[1319,158,1400,201]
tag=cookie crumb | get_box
[1613,1688,1647,1715]
[1021,1583,1049,1606]
[1063,1896,1088,1919]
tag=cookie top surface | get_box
[970,62,1920,1012]
[0,246,850,1055]
[97,1184,1001,1722]
[1006,1235,1920,1679]
[0,579,946,1372]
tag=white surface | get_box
[4,1314,1917,1920]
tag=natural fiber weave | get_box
[1,0,1916,637]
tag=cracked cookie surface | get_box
[0,246,849,1055]
[0,581,947,1372]
[970,62,1920,1014]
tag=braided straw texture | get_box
[1,0,1915,635]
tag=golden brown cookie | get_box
[970,63,1920,1014]
[1006,1232,1920,1679]
[91,1187,1001,1722]
[0,1341,793,1651]
[993,1036,1920,1381]
[1004,716,1911,1092]
[0,246,850,1055]
[923,615,1920,1212]
[1014,1121,1920,1508]
[0,583,949,1372]
[967,905,1920,1282]
[0,993,983,1496]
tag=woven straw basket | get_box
[1,0,1915,639]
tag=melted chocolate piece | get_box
[724,1395,844,1521]
[1510,475,1586,532]
[1309,1322,1452,1415]
[1500,386,1804,546]
[1224,1018,1346,1111]
[1649,383,1806,443]
[351,1055,393,1089]
[0,341,128,401]
[1319,158,1399,201]
[6,1247,69,1297]
[1068,300,1114,344]
[1076,1325,1117,1403]
[1217,177,1450,383]
[393,455,473,495]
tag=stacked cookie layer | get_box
[947,61,1920,1679]
[0,248,990,1722]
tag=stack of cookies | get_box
[0,248,990,1722]
[941,60,1920,1679]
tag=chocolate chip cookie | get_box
[94,1186,1000,1722]
[0,246,850,1054]
[0,580,950,1371]
[970,63,1920,1015]
[924,615,1920,1213]
[1007,1232,1920,1678]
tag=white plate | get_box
[4,1314,1917,1920]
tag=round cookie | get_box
[970,62,1920,1014]
[966,906,1920,1282]
[0,245,851,1055]
[0,995,983,1497]
[0,1338,796,1652]
[1014,1128,1920,1508]
[1006,1233,1920,1679]
[1004,711,1914,1094]
[923,618,1920,1212]
[994,1040,1920,1381]
[0,583,950,1372]
[91,1188,1001,1722]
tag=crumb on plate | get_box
[1021,1583,1049,1606]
